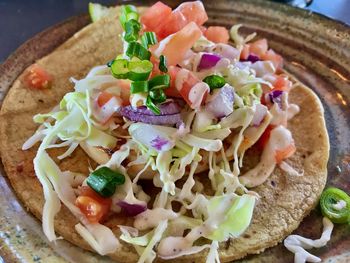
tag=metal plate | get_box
[0,0,349,262]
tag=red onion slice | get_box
[209,43,240,62]
[198,53,221,71]
[119,101,183,126]
[117,201,147,217]
[268,90,284,109]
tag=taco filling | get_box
[4,1,328,262]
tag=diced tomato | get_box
[204,26,230,44]
[199,25,207,34]
[272,75,292,92]
[256,125,275,150]
[140,1,172,32]
[168,66,208,107]
[76,186,112,223]
[150,22,202,66]
[157,10,188,39]
[250,39,268,57]
[176,1,208,26]
[97,91,115,107]
[275,143,296,164]
[240,44,250,60]
[262,49,283,69]
[118,80,131,105]
[23,64,53,89]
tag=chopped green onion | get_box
[149,89,166,103]
[87,167,125,198]
[146,96,161,115]
[124,19,141,42]
[203,75,226,91]
[131,81,149,94]
[110,59,129,79]
[110,59,153,81]
[119,5,139,29]
[149,74,170,90]
[126,42,151,61]
[320,187,350,224]
[128,60,153,81]
[159,55,168,73]
[141,32,157,48]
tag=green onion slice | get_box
[124,19,141,43]
[149,74,170,90]
[149,89,166,103]
[126,41,151,61]
[141,32,157,48]
[128,60,153,81]
[110,59,153,81]
[119,5,139,29]
[159,55,168,73]
[146,96,161,115]
[110,59,129,79]
[87,167,125,198]
[320,187,350,224]
[203,75,226,91]
[131,81,149,94]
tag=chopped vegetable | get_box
[146,96,161,115]
[320,187,350,224]
[176,1,208,26]
[249,39,268,57]
[119,5,139,29]
[117,201,147,216]
[124,19,141,42]
[126,42,151,61]
[140,1,172,33]
[197,53,221,71]
[204,26,230,44]
[203,75,226,91]
[76,186,112,223]
[23,64,53,89]
[148,74,170,90]
[205,84,234,118]
[149,89,166,103]
[151,22,202,66]
[131,81,149,94]
[141,32,158,48]
[87,167,125,197]
[110,59,153,81]
[159,55,168,73]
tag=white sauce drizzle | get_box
[284,217,334,263]
[279,161,304,177]
[134,208,178,231]
[332,200,347,210]
[239,125,294,187]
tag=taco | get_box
[0,1,329,262]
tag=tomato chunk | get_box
[176,1,208,26]
[275,143,296,164]
[157,10,188,39]
[23,64,53,89]
[272,75,292,92]
[151,22,202,66]
[262,49,283,69]
[97,91,115,107]
[240,44,251,60]
[140,1,172,32]
[256,125,275,150]
[204,26,230,44]
[250,39,268,57]
[76,186,112,223]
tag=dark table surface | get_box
[0,0,349,63]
